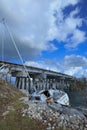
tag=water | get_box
[67,89,87,107]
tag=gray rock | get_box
[22,98,87,130]
[48,103,86,120]
[75,106,87,117]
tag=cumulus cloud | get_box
[63,54,87,77]
[64,67,86,77]
[64,67,87,77]
[64,67,83,76]
[47,1,86,49]
[64,55,87,67]
[0,0,57,61]
[0,0,86,62]
[25,60,60,72]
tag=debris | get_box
[31,89,69,106]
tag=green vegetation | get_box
[0,79,47,130]
[69,76,87,91]
[0,79,71,130]
[76,76,87,90]
[0,109,46,130]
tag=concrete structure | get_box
[0,61,76,93]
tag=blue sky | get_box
[0,0,87,77]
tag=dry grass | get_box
[0,104,46,130]
[0,79,47,130]
[0,79,69,130]
[0,79,23,119]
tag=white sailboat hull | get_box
[31,89,70,106]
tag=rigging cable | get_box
[3,20,30,75]
[1,19,35,91]
[1,21,5,62]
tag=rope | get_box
[0,20,5,62]
[1,18,36,92]
[3,20,31,78]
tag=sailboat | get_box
[31,88,69,106]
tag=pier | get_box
[0,61,76,93]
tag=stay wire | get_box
[2,19,31,80]
[1,23,5,62]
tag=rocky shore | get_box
[21,97,87,130]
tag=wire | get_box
[2,19,30,77]
[1,25,5,62]
[0,20,5,62]
[1,18,36,92]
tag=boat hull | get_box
[31,89,69,106]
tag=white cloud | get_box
[64,67,83,76]
[64,55,87,67]
[63,55,87,77]
[64,67,87,77]
[0,0,57,60]
[47,2,86,49]
[0,0,86,61]
[65,30,86,48]
[25,60,60,72]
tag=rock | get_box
[48,103,86,120]
[75,106,87,117]
[63,107,86,119]
[48,103,63,113]
[2,111,9,116]
[22,99,87,130]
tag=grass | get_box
[0,79,70,130]
[0,99,46,130]
[0,110,47,130]
[0,79,47,130]
[0,79,24,120]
